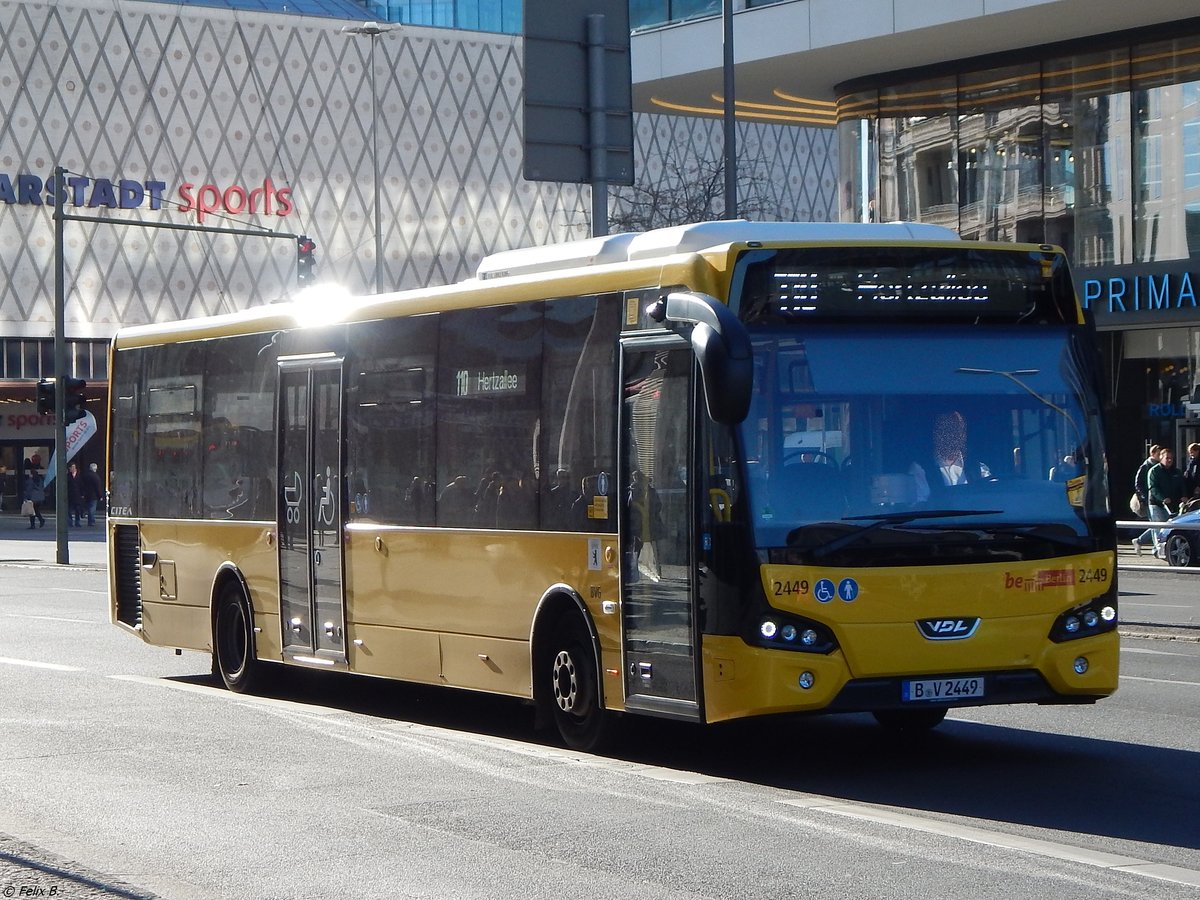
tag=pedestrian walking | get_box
[1133,444,1161,550]
[82,462,103,526]
[21,459,45,529]
[1147,447,1186,558]
[67,462,84,527]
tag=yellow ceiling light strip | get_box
[649,96,837,126]
[711,93,838,124]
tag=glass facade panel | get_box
[958,63,1044,243]
[836,90,878,223]
[838,32,1198,265]
[364,0,521,33]
[1042,50,1132,266]
[877,77,958,228]
[1132,36,1200,262]
[630,1,670,30]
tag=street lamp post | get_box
[722,0,736,219]
[341,21,396,293]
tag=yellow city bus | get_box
[108,221,1119,750]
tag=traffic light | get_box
[297,235,316,284]
[64,377,87,424]
[36,379,54,416]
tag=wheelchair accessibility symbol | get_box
[838,578,860,602]
[814,579,835,603]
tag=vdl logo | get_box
[916,617,981,640]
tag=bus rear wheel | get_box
[872,707,948,732]
[213,583,261,694]
[543,616,610,753]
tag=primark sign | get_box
[1079,261,1200,326]
[0,170,295,224]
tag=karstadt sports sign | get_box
[0,171,294,224]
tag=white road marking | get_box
[1120,674,1200,688]
[2,613,99,624]
[780,797,1200,888]
[0,656,83,672]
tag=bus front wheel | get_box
[213,583,261,694]
[872,707,947,732]
[543,616,610,753]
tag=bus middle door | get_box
[619,338,701,721]
[277,358,347,665]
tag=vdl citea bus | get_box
[108,221,1118,750]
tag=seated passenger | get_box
[909,410,991,502]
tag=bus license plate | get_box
[902,677,984,702]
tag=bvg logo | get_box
[916,617,980,640]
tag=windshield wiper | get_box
[795,509,1002,560]
[982,523,1092,551]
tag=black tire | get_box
[543,614,610,752]
[872,707,948,732]
[213,583,261,694]
[1163,533,1195,568]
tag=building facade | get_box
[0,0,835,510]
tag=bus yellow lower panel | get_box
[701,628,1118,724]
[702,637,850,723]
[141,600,210,653]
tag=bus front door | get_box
[619,340,701,720]
[277,360,347,664]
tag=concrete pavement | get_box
[0,514,1191,898]
[0,511,106,568]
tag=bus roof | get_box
[113,220,988,347]
[475,220,961,280]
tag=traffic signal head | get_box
[64,377,87,424]
[297,235,316,284]
[36,379,54,416]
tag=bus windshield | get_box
[740,324,1108,564]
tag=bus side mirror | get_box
[650,291,752,425]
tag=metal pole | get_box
[52,166,68,565]
[341,22,396,289]
[371,35,384,292]
[588,14,608,237]
[722,0,737,219]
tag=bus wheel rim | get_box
[552,649,578,713]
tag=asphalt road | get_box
[0,556,1196,900]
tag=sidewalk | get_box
[0,511,107,567]
[1115,541,1173,570]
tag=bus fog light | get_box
[798,671,815,689]
[1100,606,1117,622]
[800,628,819,646]
[1064,616,1080,633]
[1073,656,1089,675]
[1083,610,1099,628]
[760,620,778,639]
[780,624,797,642]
